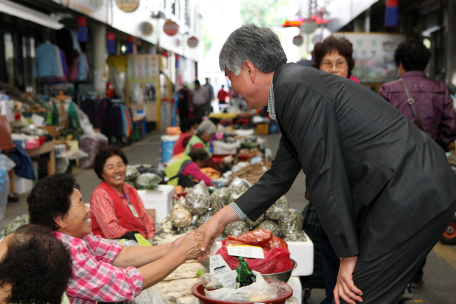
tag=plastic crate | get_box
[255,122,269,134]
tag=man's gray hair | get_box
[219,24,287,76]
[197,120,216,135]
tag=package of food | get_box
[223,221,249,237]
[193,180,209,194]
[164,261,206,281]
[257,220,281,237]
[170,204,192,228]
[265,196,290,220]
[153,233,186,246]
[155,216,177,237]
[197,209,216,227]
[185,187,210,215]
[245,213,265,228]
[279,209,304,236]
[226,228,273,247]
[227,177,250,196]
[210,188,230,211]
[135,173,163,190]
[125,166,140,182]
[229,191,244,204]
[283,230,307,242]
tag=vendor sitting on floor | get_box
[165,147,212,187]
[0,224,72,304]
[183,120,216,157]
[27,174,210,304]
[173,119,197,156]
[90,146,155,240]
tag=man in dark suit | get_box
[196,25,456,304]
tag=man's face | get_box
[225,67,265,109]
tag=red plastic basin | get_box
[191,280,293,304]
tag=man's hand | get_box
[195,205,240,257]
[334,256,363,304]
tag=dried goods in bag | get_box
[178,225,197,234]
[279,208,304,236]
[135,173,162,190]
[224,221,249,237]
[170,204,192,228]
[245,213,265,228]
[210,188,230,211]
[197,209,216,227]
[227,177,250,196]
[265,196,290,220]
[283,230,307,242]
[257,220,281,237]
[125,166,140,182]
[185,187,210,215]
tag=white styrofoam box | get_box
[287,276,303,304]
[210,232,314,276]
[137,185,175,228]
[15,174,33,194]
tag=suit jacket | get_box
[379,71,456,150]
[235,63,456,261]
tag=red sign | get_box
[187,36,199,48]
[282,18,303,28]
[292,35,303,46]
[163,20,179,36]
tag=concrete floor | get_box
[1,132,455,303]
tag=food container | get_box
[191,279,293,304]
[262,259,297,283]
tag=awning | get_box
[0,0,63,30]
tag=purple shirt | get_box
[379,71,456,150]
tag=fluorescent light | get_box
[0,0,63,30]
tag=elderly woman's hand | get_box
[176,231,213,260]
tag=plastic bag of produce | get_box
[170,204,192,228]
[210,188,230,212]
[279,209,304,236]
[0,215,29,239]
[205,271,281,302]
[185,187,210,215]
[265,196,290,220]
[227,177,250,196]
[226,228,272,247]
[193,180,210,194]
[135,173,162,190]
[257,220,281,237]
[155,217,176,236]
[283,230,307,242]
[126,166,140,182]
[223,221,249,237]
[245,213,265,228]
[178,225,197,234]
[197,209,215,227]
[216,241,294,274]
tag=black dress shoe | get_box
[8,195,19,203]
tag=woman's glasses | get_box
[320,60,348,69]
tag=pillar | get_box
[91,23,107,93]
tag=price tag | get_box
[227,245,264,259]
[210,255,237,289]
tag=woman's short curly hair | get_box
[0,224,72,304]
[394,39,431,72]
[27,174,80,231]
[93,146,129,180]
[312,35,356,77]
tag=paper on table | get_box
[210,255,237,289]
[227,245,264,259]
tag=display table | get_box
[209,232,314,276]
[26,140,55,176]
[137,185,175,228]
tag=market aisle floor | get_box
[1,132,455,303]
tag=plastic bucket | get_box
[191,280,293,304]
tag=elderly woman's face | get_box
[55,189,92,238]
[101,155,126,189]
[320,51,349,78]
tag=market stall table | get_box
[26,140,56,176]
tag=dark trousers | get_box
[193,104,206,119]
[320,225,340,304]
[337,199,456,304]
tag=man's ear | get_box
[53,215,66,230]
[242,61,257,83]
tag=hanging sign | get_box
[187,36,199,48]
[127,55,159,83]
[127,36,134,54]
[139,22,154,36]
[77,17,88,43]
[292,35,304,46]
[115,0,140,13]
[163,20,179,36]
[282,18,303,28]
[106,32,116,55]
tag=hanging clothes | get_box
[34,41,63,79]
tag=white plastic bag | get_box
[0,155,16,171]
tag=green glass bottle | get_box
[235,266,249,289]
[242,261,256,283]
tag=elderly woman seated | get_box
[27,174,209,304]
[0,224,72,304]
[183,120,217,157]
[165,147,212,187]
[90,146,155,240]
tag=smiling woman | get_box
[90,146,155,240]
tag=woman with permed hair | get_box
[312,35,360,83]
[0,224,72,304]
[27,173,209,304]
[90,145,155,240]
